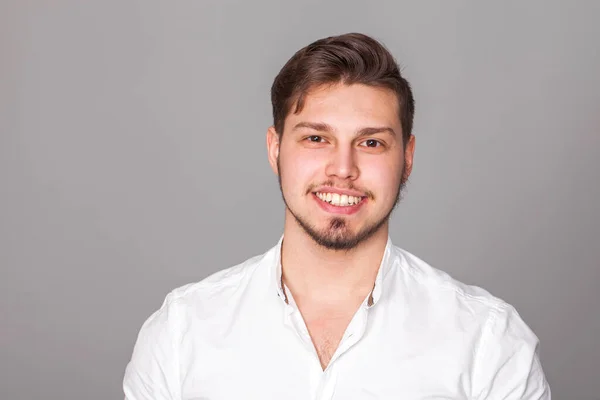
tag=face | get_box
[267,83,415,250]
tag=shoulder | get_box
[390,245,549,396]
[129,246,275,352]
[392,245,505,307]
[123,246,277,398]
[157,249,272,319]
[390,244,536,338]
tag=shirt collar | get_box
[274,235,394,309]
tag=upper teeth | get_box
[315,192,363,206]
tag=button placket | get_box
[324,305,369,369]
[315,365,338,400]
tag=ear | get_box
[266,126,281,176]
[403,134,416,180]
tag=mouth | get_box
[314,191,365,206]
[312,191,367,215]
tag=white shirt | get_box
[123,237,551,399]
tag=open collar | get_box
[273,235,394,309]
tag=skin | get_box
[266,82,416,369]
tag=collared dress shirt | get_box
[123,237,551,399]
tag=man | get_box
[123,33,551,399]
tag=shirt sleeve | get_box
[123,294,182,400]
[472,303,551,400]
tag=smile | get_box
[314,192,365,207]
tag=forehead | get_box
[287,83,401,129]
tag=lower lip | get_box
[312,193,367,215]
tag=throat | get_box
[293,292,367,370]
[305,313,355,370]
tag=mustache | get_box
[305,181,375,200]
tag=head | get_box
[267,33,416,250]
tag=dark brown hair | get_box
[270,33,415,145]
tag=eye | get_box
[361,139,383,148]
[306,135,325,143]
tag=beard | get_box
[277,157,408,251]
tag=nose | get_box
[325,146,359,181]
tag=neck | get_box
[280,213,389,305]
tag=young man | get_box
[123,33,551,399]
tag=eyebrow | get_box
[292,121,397,138]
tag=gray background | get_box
[1,1,599,399]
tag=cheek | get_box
[360,158,403,197]
[279,150,323,192]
